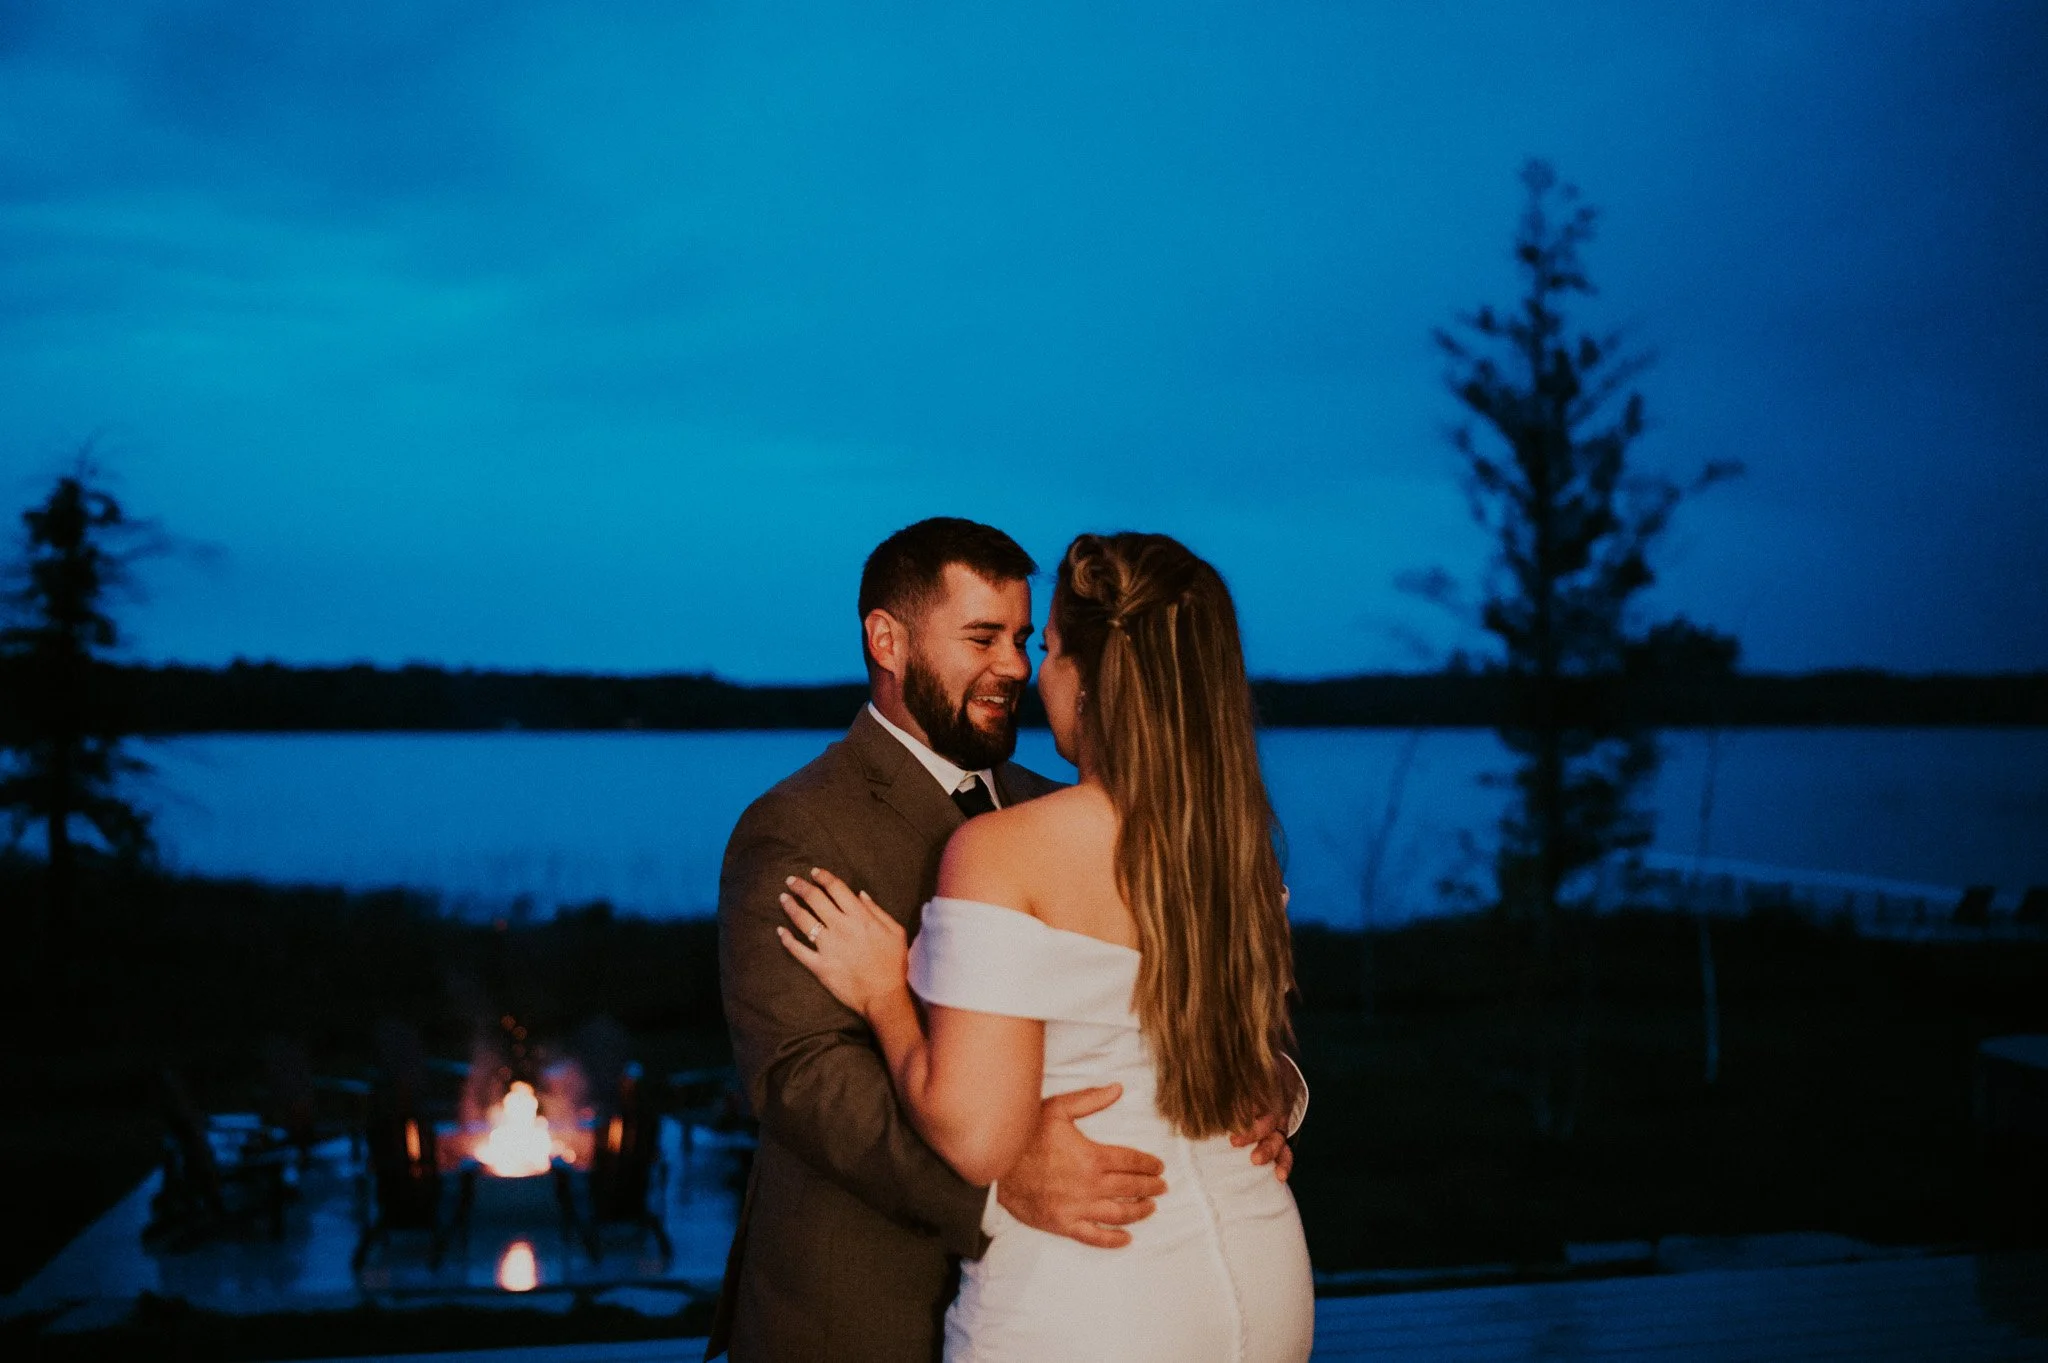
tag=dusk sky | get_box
[2,1,2043,680]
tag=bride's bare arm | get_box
[776,865,1044,1186]
[869,995,1043,1186]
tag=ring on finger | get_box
[806,920,822,944]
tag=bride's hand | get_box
[776,867,910,1020]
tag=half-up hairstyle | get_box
[1052,532,1294,1138]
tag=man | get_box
[710,518,1294,1362]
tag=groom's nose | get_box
[987,636,1030,683]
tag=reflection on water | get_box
[134,728,2048,927]
[495,1241,538,1292]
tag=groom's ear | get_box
[863,608,909,681]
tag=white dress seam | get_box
[1179,1132,1252,1363]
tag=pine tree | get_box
[1422,161,1739,1137]
[0,462,155,941]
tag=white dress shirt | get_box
[867,702,1001,808]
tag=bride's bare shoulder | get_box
[936,785,1113,908]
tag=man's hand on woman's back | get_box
[1228,1109,1293,1181]
[994,1084,1168,1249]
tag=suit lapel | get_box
[846,706,966,851]
[845,707,1062,843]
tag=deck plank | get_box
[177,1251,2048,1363]
[1309,1254,2047,1362]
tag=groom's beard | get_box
[903,651,1021,772]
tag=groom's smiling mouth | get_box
[967,689,1017,725]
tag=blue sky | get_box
[2,1,2043,679]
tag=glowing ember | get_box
[497,1240,539,1292]
[473,1081,569,1177]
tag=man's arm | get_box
[718,797,989,1258]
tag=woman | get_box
[777,532,1313,1362]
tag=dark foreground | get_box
[24,1253,2048,1363]
[3,859,2043,1356]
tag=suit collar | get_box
[864,702,999,803]
[846,706,1042,834]
[847,706,968,839]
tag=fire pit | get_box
[351,1017,685,1291]
[472,1081,577,1179]
[438,1036,597,1289]
[455,1014,597,1185]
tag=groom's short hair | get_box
[858,518,1036,630]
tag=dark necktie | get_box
[951,774,998,819]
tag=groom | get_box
[709,518,1293,1362]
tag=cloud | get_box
[2,0,2044,674]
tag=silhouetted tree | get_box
[1415,161,1740,1138]
[0,460,156,942]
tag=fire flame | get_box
[473,1081,570,1177]
[497,1240,539,1292]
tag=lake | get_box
[129,728,2048,928]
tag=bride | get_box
[777,531,1314,1362]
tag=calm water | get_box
[130,728,2048,928]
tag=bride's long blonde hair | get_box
[1052,532,1294,1138]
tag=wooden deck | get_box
[1312,1253,2047,1361]
[267,1251,2046,1362]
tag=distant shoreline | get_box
[45,661,2048,732]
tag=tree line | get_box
[7,657,2042,734]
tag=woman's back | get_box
[940,783,1134,946]
[915,796,1313,1363]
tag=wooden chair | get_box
[669,1063,750,1158]
[143,1068,293,1248]
[576,1062,670,1264]
[1952,884,1995,929]
[353,1105,461,1270]
[352,1021,466,1271]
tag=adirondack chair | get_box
[669,1063,750,1158]
[352,1022,465,1271]
[264,1035,331,1162]
[1952,884,1995,928]
[1975,1035,2048,1248]
[576,1062,670,1264]
[144,1068,293,1248]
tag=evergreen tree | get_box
[0,462,155,939]
[1423,161,1739,1137]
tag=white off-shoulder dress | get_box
[909,896,1315,1363]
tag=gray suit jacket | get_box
[709,708,1064,1362]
